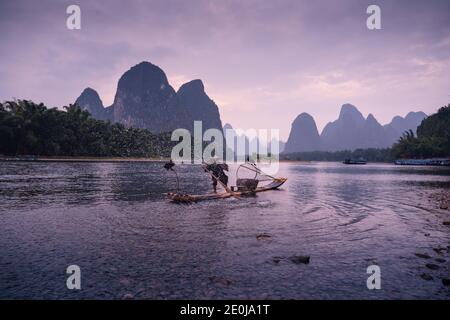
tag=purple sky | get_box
[1,0,449,140]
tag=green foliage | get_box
[392,104,450,159]
[0,100,174,157]
[281,148,393,162]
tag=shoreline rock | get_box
[425,263,440,270]
[256,234,272,240]
[415,253,431,259]
[420,273,433,281]
[271,255,311,265]
[289,255,310,264]
[428,190,450,210]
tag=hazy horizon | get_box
[1,0,449,140]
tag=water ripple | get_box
[0,161,449,299]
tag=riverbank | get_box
[0,157,371,164]
[0,155,318,164]
[0,156,171,163]
[2,156,449,166]
[0,156,403,165]
[427,190,450,211]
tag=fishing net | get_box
[235,163,275,191]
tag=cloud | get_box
[1,0,449,140]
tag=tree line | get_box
[280,148,394,162]
[391,103,450,159]
[1,100,448,161]
[0,100,175,157]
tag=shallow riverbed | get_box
[0,161,449,299]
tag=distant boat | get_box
[343,158,367,165]
[394,158,450,166]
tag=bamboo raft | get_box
[166,178,287,203]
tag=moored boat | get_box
[343,158,367,165]
[394,158,450,166]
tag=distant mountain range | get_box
[75,61,222,133]
[284,104,426,153]
[75,61,427,154]
[222,123,285,158]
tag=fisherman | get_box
[205,157,229,193]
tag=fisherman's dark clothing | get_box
[205,163,229,192]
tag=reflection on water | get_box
[0,161,449,299]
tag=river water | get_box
[0,161,449,299]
